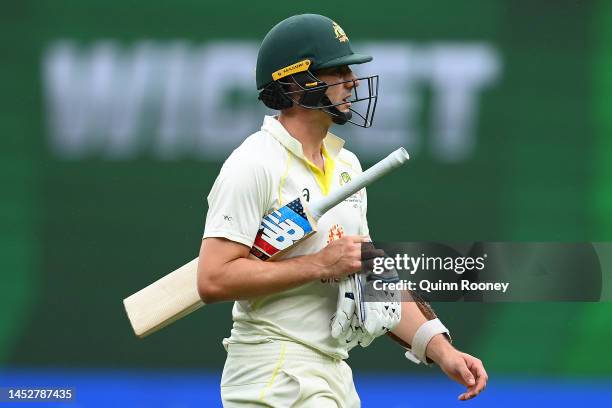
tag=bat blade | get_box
[123,258,203,338]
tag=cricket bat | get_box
[123,147,410,338]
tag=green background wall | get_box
[1,0,611,376]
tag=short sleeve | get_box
[203,155,273,247]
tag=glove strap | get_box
[404,318,449,365]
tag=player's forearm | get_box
[390,300,428,343]
[198,235,360,303]
[198,253,322,303]
[391,300,453,364]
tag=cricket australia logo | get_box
[339,171,351,186]
[333,22,348,43]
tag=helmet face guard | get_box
[260,69,379,128]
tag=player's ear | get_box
[258,82,294,110]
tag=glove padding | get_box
[330,277,363,348]
[331,243,402,348]
[354,242,402,346]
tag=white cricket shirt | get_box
[203,115,369,359]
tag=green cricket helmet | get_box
[256,14,379,128]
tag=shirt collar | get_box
[261,115,345,159]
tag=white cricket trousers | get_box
[220,340,360,407]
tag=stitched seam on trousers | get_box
[258,343,287,402]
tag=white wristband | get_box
[404,318,449,365]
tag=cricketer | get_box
[197,14,488,407]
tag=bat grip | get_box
[309,147,409,219]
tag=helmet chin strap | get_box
[320,95,352,125]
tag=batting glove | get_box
[354,242,402,347]
[330,276,363,348]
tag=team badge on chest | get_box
[340,172,351,186]
[326,223,345,244]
